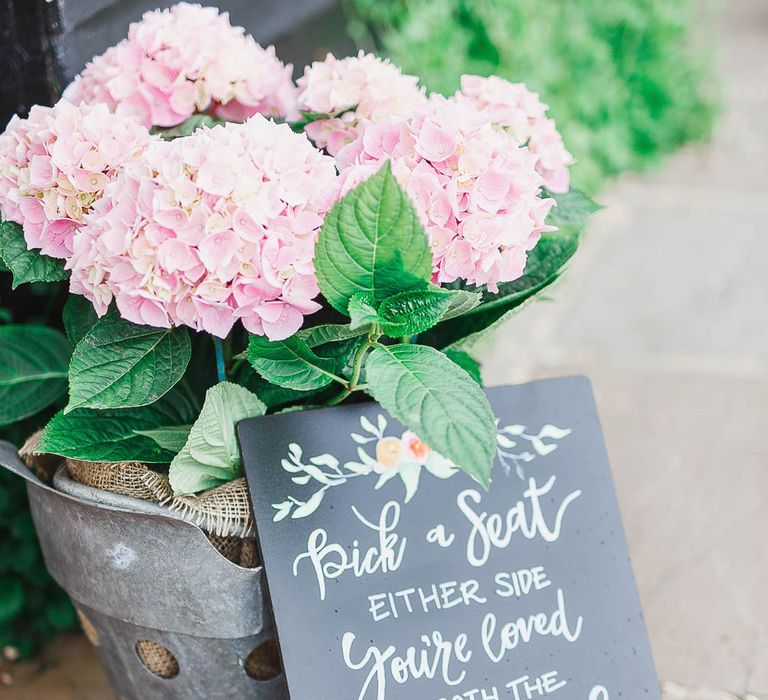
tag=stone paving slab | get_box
[662,684,767,700]
[481,0,768,694]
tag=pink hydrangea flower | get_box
[338,97,555,291]
[0,100,152,258]
[296,51,426,158]
[63,3,299,129]
[67,115,339,340]
[456,75,575,193]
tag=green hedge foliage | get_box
[347,0,717,190]
[0,280,77,659]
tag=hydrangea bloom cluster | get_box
[456,75,575,193]
[67,116,339,340]
[63,3,299,129]
[338,97,555,290]
[0,100,152,258]
[296,51,426,158]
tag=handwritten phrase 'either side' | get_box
[291,475,609,700]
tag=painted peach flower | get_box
[346,417,458,503]
[375,436,402,468]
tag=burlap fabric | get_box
[21,433,258,568]
[135,639,180,678]
[66,458,173,503]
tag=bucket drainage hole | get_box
[244,639,282,680]
[135,640,179,679]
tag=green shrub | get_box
[0,281,77,659]
[347,0,717,190]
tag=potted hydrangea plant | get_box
[0,4,598,697]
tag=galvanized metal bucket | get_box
[0,441,288,700]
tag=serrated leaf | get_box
[0,220,68,288]
[440,289,482,320]
[0,326,70,426]
[423,229,581,350]
[546,188,602,228]
[247,334,345,391]
[348,292,380,330]
[315,161,433,314]
[298,323,369,347]
[444,350,482,384]
[365,344,496,487]
[234,362,327,409]
[66,313,191,412]
[133,425,192,453]
[169,382,266,495]
[38,386,198,463]
[349,286,475,337]
[376,287,456,335]
[62,295,99,345]
[241,335,363,411]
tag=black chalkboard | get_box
[239,376,660,700]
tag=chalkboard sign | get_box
[239,376,660,700]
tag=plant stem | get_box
[348,338,370,388]
[213,336,227,383]
[325,334,378,406]
[229,356,245,378]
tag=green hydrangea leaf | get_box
[38,386,198,463]
[298,323,369,347]
[365,344,496,487]
[546,188,602,228]
[234,363,328,409]
[444,350,482,384]
[62,295,99,346]
[247,334,346,391]
[315,161,432,314]
[439,289,482,320]
[66,313,191,412]
[169,382,266,496]
[0,325,70,427]
[422,229,581,350]
[377,287,457,335]
[133,425,192,453]
[347,292,380,330]
[350,286,480,337]
[0,220,68,288]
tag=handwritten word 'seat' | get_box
[458,477,582,567]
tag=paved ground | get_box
[483,0,768,695]
[1,0,766,698]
